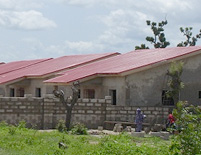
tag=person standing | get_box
[135,108,145,132]
[167,112,176,128]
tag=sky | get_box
[1,0,201,62]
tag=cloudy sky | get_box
[0,0,201,62]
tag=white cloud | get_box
[0,10,56,30]
[98,9,150,49]
[56,0,97,7]
[46,41,105,55]
[0,0,43,10]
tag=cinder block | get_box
[98,99,105,103]
[16,102,22,105]
[140,107,148,111]
[95,111,102,114]
[2,97,10,101]
[124,107,131,110]
[120,110,127,114]
[106,107,114,110]
[160,132,170,140]
[105,96,112,100]
[82,99,89,103]
[148,107,155,111]
[94,103,102,107]
[24,94,33,98]
[106,100,112,104]
[164,112,169,115]
[111,111,118,114]
[131,107,138,111]
[87,110,94,114]
[98,126,103,131]
[19,106,26,109]
[43,94,54,98]
[87,103,93,106]
[6,109,13,112]
[125,126,132,132]
[0,109,5,113]
[131,132,145,137]
[163,108,169,112]
[152,111,158,115]
[78,103,85,106]
[150,132,161,137]
[144,111,151,114]
[10,98,19,101]
[78,110,85,114]
[128,111,135,114]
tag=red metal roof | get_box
[45,46,201,84]
[0,58,51,75]
[0,52,118,84]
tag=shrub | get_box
[25,137,34,145]
[169,101,201,155]
[70,123,88,135]
[8,125,16,135]
[0,121,8,127]
[17,120,27,129]
[56,120,67,133]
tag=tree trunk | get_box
[65,106,73,130]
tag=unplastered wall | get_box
[126,64,169,106]
[125,53,201,106]
[0,96,171,129]
[102,77,126,106]
[180,54,201,105]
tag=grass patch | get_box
[0,124,170,155]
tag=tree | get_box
[166,61,184,104]
[170,101,201,155]
[177,27,201,47]
[135,44,149,50]
[53,81,79,129]
[135,20,170,50]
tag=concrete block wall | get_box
[0,96,171,129]
[0,97,44,128]
[106,105,170,125]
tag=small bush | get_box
[25,137,34,145]
[0,121,8,127]
[169,101,201,155]
[70,123,88,135]
[56,120,67,133]
[17,120,27,129]
[8,125,16,135]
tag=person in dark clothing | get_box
[135,108,145,132]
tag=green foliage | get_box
[70,123,88,135]
[135,44,149,50]
[135,20,170,50]
[17,120,27,129]
[56,120,67,133]
[177,27,201,47]
[170,101,201,155]
[166,61,184,103]
[89,133,169,155]
[0,123,170,155]
[0,121,8,127]
[8,125,17,135]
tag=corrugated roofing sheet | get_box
[0,58,51,75]
[0,52,118,84]
[45,46,201,84]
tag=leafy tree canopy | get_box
[135,20,201,50]
[177,27,201,47]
